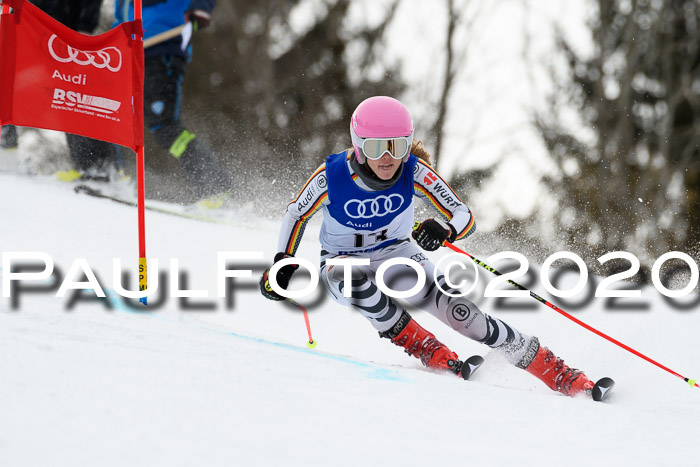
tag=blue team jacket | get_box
[114,0,215,58]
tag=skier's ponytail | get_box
[411,139,432,165]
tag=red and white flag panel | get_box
[0,0,144,151]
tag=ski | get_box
[591,377,615,402]
[456,355,613,402]
[74,174,111,183]
[74,184,227,224]
[457,355,485,380]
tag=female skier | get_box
[260,96,596,397]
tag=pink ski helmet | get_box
[350,96,414,164]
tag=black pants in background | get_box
[144,55,233,198]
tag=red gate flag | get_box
[0,0,144,151]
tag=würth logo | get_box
[48,35,122,72]
[52,88,121,114]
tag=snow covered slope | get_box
[1,172,699,467]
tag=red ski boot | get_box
[380,311,461,373]
[525,340,594,397]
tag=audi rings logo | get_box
[48,35,122,72]
[344,194,404,219]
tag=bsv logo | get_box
[48,35,122,72]
[344,194,404,219]
[53,88,121,114]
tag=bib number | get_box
[354,229,389,248]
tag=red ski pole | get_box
[442,240,698,390]
[287,298,317,348]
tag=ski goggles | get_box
[354,136,412,160]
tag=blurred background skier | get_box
[260,95,600,398]
[114,0,233,208]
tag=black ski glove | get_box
[260,253,299,301]
[412,219,456,251]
